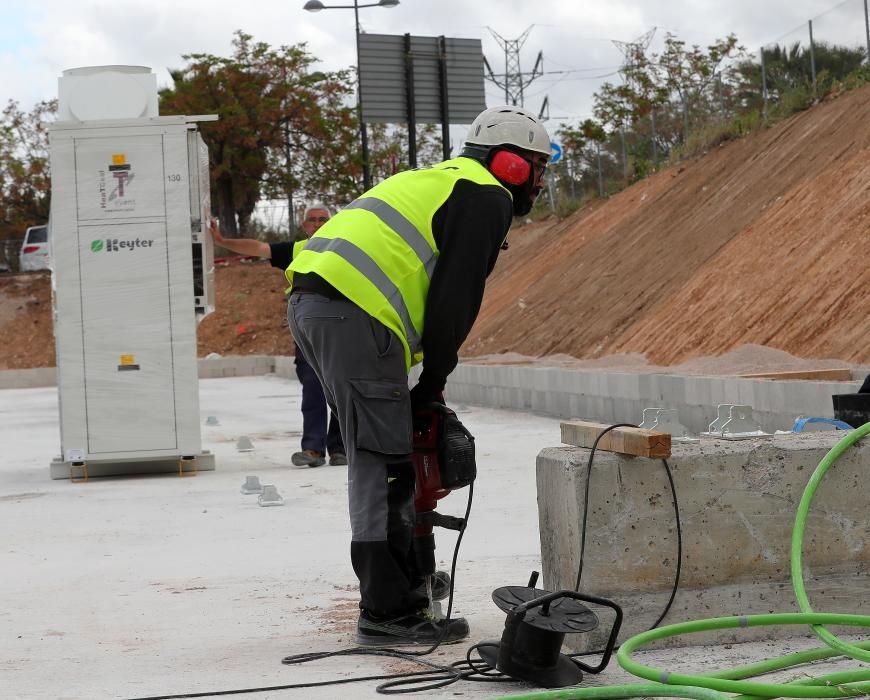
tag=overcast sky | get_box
[2,0,866,135]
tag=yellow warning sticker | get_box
[120,354,135,366]
[112,154,127,165]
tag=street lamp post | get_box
[304,0,399,191]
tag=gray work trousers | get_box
[287,291,427,616]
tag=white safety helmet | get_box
[464,106,551,158]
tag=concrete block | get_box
[273,356,294,379]
[559,370,584,395]
[683,376,711,409]
[635,373,653,400]
[658,375,686,404]
[515,367,534,391]
[609,372,640,401]
[537,432,870,648]
[530,389,548,414]
[542,368,560,392]
[736,378,756,408]
[612,397,637,424]
[0,367,57,389]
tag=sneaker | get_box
[413,570,451,602]
[356,609,469,647]
[291,449,325,467]
[328,452,348,466]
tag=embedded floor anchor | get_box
[258,485,284,506]
[236,436,255,452]
[240,475,263,494]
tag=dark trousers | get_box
[295,346,344,455]
[288,291,427,617]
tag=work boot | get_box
[328,452,348,466]
[291,449,325,467]
[356,608,470,647]
[413,570,451,602]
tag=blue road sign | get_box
[550,142,562,164]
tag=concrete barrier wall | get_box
[3,357,864,436]
[0,355,280,389]
[196,355,275,379]
[445,364,864,434]
[0,367,57,389]
[537,432,870,648]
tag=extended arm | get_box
[208,219,271,258]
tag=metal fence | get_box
[539,0,870,212]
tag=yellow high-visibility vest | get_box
[288,158,510,371]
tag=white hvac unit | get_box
[48,66,217,479]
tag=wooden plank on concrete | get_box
[560,420,671,458]
[740,368,853,381]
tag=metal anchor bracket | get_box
[701,404,773,440]
[639,407,699,443]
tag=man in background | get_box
[210,205,346,467]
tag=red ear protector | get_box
[489,150,531,186]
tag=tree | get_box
[735,41,867,108]
[0,99,55,243]
[593,33,745,155]
[160,31,358,236]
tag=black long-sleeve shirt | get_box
[418,178,513,392]
[269,242,294,271]
[292,168,513,392]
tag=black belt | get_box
[292,272,346,300]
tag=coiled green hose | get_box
[494,422,870,700]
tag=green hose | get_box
[487,683,731,700]
[791,422,870,662]
[493,422,870,700]
[616,612,870,697]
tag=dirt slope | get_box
[1,86,869,370]
[466,85,870,365]
[0,260,295,370]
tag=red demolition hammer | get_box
[411,402,476,607]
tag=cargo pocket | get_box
[350,378,412,455]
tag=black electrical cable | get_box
[127,422,685,699]
[125,483,492,700]
[569,422,683,659]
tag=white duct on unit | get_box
[48,65,217,479]
[58,65,159,121]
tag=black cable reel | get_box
[476,571,624,688]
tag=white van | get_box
[20,224,50,271]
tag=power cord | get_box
[126,422,684,698]
[126,484,483,700]
[569,422,683,660]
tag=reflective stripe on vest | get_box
[344,197,438,279]
[303,236,423,353]
[287,157,510,370]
